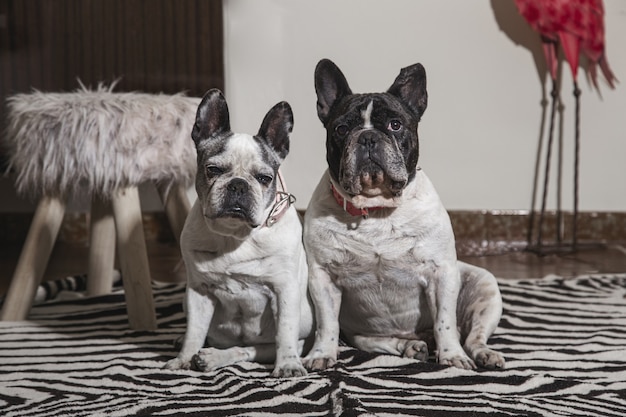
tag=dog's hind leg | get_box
[349,335,430,361]
[192,340,308,377]
[456,262,506,370]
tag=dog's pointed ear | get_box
[315,59,353,126]
[387,63,428,120]
[192,89,231,145]
[257,101,293,161]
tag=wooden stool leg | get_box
[156,182,191,246]
[111,186,157,330]
[1,196,65,321]
[87,196,116,296]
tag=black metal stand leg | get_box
[534,78,559,252]
[572,82,581,251]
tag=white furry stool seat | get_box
[1,86,201,330]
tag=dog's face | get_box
[191,89,293,238]
[315,59,427,206]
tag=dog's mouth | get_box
[359,167,406,197]
[207,206,260,228]
[340,162,408,199]
[223,206,248,219]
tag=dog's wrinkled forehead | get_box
[200,133,277,174]
[331,93,417,130]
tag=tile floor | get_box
[460,243,626,279]
[1,239,625,298]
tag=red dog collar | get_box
[330,182,383,219]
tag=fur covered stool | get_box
[1,86,200,330]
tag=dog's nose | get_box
[227,178,249,195]
[358,131,377,149]
[390,180,407,195]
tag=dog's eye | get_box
[335,124,349,137]
[388,120,402,132]
[255,174,273,186]
[206,165,224,177]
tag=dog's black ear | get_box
[192,89,231,145]
[387,63,428,120]
[257,101,293,161]
[314,59,353,126]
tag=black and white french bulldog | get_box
[302,59,505,371]
[165,89,313,377]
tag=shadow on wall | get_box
[490,0,549,88]
[491,0,612,97]
[490,0,555,247]
[489,0,618,250]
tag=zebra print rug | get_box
[2,274,626,416]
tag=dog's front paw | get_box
[402,340,429,362]
[302,349,337,371]
[164,357,192,370]
[438,351,476,370]
[272,360,308,378]
[474,348,505,370]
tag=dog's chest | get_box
[314,214,454,334]
[195,252,270,283]
[186,236,277,298]
[326,218,432,289]
[195,256,274,303]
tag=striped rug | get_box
[2,274,626,416]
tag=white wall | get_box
[223,0,626,211]
[2,0,623,213]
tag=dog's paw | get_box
[474,348,505,370]
[272,361,308,378]
[302,350,337,371]
[191,347,248,372]
[191,348,223,372]
[402,340,429,362]
[302,356,336,371]
[164,357,191,370]
[438,352,476,370]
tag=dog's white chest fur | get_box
[182,201,307,346]
[305,170,457,337]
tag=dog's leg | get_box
[270,279,308,377]
[426,261,476,370]
[350,335,429,361]
[302,265,342,370]
[192,345,270,371]
[164,286,215,370]
[192,340,307,375]
[457,262,505,370]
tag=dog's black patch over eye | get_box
[335,124,349,137]
[388,119,402,132]
[255,174,273,186]
[206,165,224,177]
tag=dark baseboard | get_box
[450,210,626,256]
[1,210,624,256]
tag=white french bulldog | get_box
[165,89,313,377]
[302,59,505,371]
